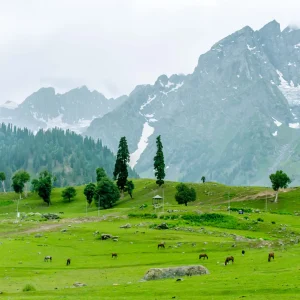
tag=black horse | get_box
[44,256,52,262]
[66,258,71,266]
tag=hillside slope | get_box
[86,20,300,186]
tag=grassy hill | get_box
[0,179,299,299]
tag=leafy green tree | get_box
[11,170,30,199]
[31,171,55,206]
[201,176,206,184]
[175,183,196,206]
[269,170,291,203]
[96,167,107,182]
[94,177,120,209]
[154,135,165,187]
[113,137,130,196]
[84,183,96,206]
[125,180,134,199]
[62,186,77,202]
[0,172,6,193]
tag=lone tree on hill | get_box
[84,183,96,207]
[175,183,197,206]
[114,137,130,197]
[201,176,206,184]
[11,170,30,199]
[31,170,55,206]
[269,170,291,203]
[125,180,135,199]
[0,172,6,193]
[96,167,107,182]
[154,135,165,187]
[62,186,77,202]
[94,177,120,209]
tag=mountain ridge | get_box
[86,20,300,186]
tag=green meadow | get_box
[0,179,299,299]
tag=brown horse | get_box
[268,252,274,262]
[225,256,234,265]
[112,253,118,258]
[157,242,165,249]
[199,253,208,260]
[66,258,71,266]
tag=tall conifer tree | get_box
[154,135,165,187]
[113,137,130,196]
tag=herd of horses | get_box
[44,256,71,266]
[43,244,275,268]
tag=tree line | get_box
[3,135,167,209]
[0,123,138,191]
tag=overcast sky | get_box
[1,0,300,104]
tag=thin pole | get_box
[228,191,230,215]
[98,194,100,217]
[86,200,88,217]
[163,187,165,213]
[265,193,267,211]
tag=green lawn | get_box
[0,179,299,299]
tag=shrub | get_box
[257,218,264,222]
[181,213,253,230]
[271,221,276,224]
[229,207,252,213]
[23,284,36,292]
[128,213,157,219]
[159,215,180,220]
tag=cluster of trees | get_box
[0,123,138,191]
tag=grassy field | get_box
[0,179,299,299]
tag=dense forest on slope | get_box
[0,123,138,191]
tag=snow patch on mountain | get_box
[160,82,184,96]
[129,122,155,168]
[272,117,282,127]
[247,44,256,51]
[140,95,157,110]
[276,70,300,106]
[289,122,300,129]
[272,131,278,136]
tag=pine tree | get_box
[154,135,165,187]
[113,137,130,196]
[96,167,107,182]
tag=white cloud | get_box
[1,0,300,103]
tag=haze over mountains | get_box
[0,86,126,133]
[3,20,300,185]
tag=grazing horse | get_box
[112,253,118,258]
[225,256,234,265]
[66,258,71,266]
[242,250,245,256]
[199,253,208,260]
[157,242,165,249]
[44,256,52,262]
[268,252,274,262]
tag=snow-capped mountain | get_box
[86,20,300,185]
[0,86,126,133]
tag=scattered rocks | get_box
[143,265,209,281]
[35,234,43,238]
[120,223,131,229]
[73,282,87,287]
[42,213,60,220]
[101,234,113,240]
[61,229,67,233]
[156,223,169,230]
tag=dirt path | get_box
[1,213,125,236]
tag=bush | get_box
[128,213,157,219]
[181,213,253,230]
[271,221,276,224]
[159,215,180,220]
[257,217,264,222]
[23,284,36,292]
[229,207,252,213]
